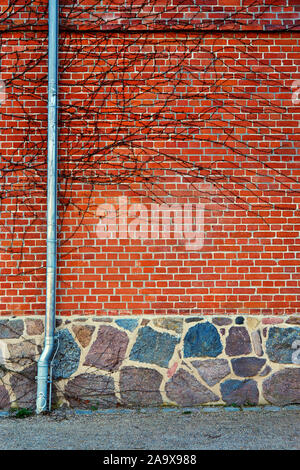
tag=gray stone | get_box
[84,325,129,372]
[65,373,117,408]
[10,365,37,409]
[185,317,203,324]
[72,324,95,348]
[115,319,139,332]
[284,405,299,410]
[220,379,259,406]
[129,326,179,368]
[191,359,231,386]
[7,341,37,368]
[93,318,112,322]
[165,369,219,406]
[184,322,222,358]
[266,327,300,363]
[264,405,281,411]
[262,368,300,405]
[52,329,81,379]
[212,317,232,326]
[152,318,183,334]
[26,319,44,336]
[225,327,252,356]
[251,330,263,356]
[0,366,6,379]
[231,357,266,377]
[119,367,163,406]
[0,385,10,409]
[0,320,24,339]
[203,407,220,412]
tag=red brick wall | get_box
[0,1,299,317]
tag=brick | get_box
[0,3,299,319]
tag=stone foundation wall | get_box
[0,315,299,410]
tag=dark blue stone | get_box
[235,316,244,325]
[220,379,259,405]
[266,327,300,363]
[52,329,81,379]
[129,326,179,368]
[184,322,222,358]
[115,319,139,332]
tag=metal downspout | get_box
[36,0,59,414]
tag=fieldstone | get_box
[191,359,231,386]
[184,322,222,358]
[0,320,24,339]
[247,318,260,330]
[212,317,232,326]
[185,317,203,324]
[119,367,163,406]
[115,319,139,332]
[152,318,183,334]
[7,341,37,369]
[262,368,300,405]
[231,357,266,377]
[26,319,44,336]
[220,379,259,406]
[72,324,95,348]
[0,385,10,409]
[93,318,112,322]
[129,326,179,368]
[259,365,272,377]
[165,369,219,406]
[10,365,37,409]
[167,362,178,378]
[0,366,6,379]
[65,373,117,408]
[263,328,267,337]
[266,327,300,363]
[262,318,283,325]
[251,330,263,356]
[225,327,252,356]
[235,316,244,325]
[52,329,81,379]
[292,340,300,364]
[286,317,300,325]
[84,325,129,372]
[49,385,60,410]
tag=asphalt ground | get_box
[0,406,299,456]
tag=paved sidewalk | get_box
[0,406,299,451]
